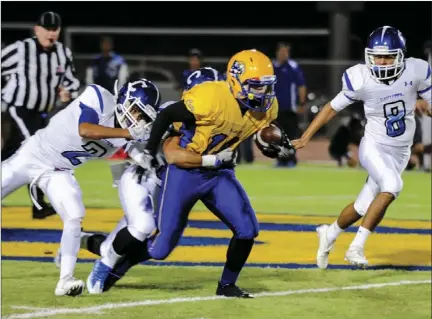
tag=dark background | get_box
[2,1,431,59]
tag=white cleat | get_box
[316,224,334,269]
[55,277,85,296]
[345,246,368,268]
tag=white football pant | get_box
[354,136,411,216]
[100,164,159,260]
[2,140,84,282]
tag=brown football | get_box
[255,125,282,148]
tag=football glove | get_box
[202,148,236,168]
[268,122,296,159]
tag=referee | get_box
[1,11,80,219]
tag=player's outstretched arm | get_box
[416,99,432,117]
[163,136,235,169]
[78,122,132,140]
[145,100,196,157]
[292,102,337,149]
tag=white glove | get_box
[132,150,154,171]
[128,121,151,142]
[202,148,236,168]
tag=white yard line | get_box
[10,306,104,315]
[6,279,431,319]
[11,307,54,311]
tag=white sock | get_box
[60,225,81,281]
[326,221,343,243]
[350,226,372,249]
[101,245,122,268]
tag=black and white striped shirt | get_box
[1,37,80,112]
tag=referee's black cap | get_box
[36,12,62,30]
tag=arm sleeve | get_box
[330,68,362,112]
[1,41,21,76]
[145,100,196,156]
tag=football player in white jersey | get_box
[79,67,236,294]
[292,26,431,268]
[1,78,163,296]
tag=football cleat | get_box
[345,246,368,268]
[102,256,132,292]
[316,224,335,269]
[54,277,84,296]
[87,260,113,294]
[216,282,253,298]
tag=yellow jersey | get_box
[173,81,278,155]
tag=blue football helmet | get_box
[114,78,161,130]
[183,67,223,91]
[365,26,407,80]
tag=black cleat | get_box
[102,272,123,292]
[216,282,253,298]
[33,206,56,219]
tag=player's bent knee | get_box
[381,175,403,198]
[148,236,177,260]
[63,216,82,230]
[149,247,171,260]
[234,224,259,240]
[127,221,155,242]
[353,201,367,217]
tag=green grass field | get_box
[2,160,431,319]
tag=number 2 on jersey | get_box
[383,100,406,138]
[61,141,107,166]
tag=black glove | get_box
[265,122,296,159]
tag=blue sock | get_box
[220,267,240,285]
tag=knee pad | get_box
[148,246,170,261]
[148,234,174,260]
[353,201,366,217]
[127,221,155,242]
[380,174,403,198]
[127,208,156,242]
[234,218,259,239]
[63,217,82,230]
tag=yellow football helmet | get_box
[226,49,277,112]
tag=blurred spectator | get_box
[328,113,365,167]
[421,41,432,171]
[86,36,129,93]
[273,42,307,167]
[408,100,432,171]
[181,48,203,87]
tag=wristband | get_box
[202,155,217,167]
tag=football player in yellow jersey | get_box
[100,50,294,297]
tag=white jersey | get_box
[331,58,431,147]
[29,84,127,170]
